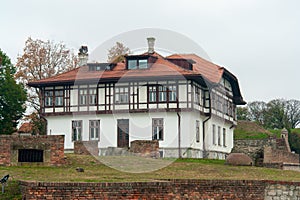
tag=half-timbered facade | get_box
[28,38,245,159]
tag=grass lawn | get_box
[1,154,300,183]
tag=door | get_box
[117,119,129,148]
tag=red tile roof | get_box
[166,54,224,83]
[28,52,223,86]
[28,51,246,105]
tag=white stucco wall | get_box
[46,110,234,157]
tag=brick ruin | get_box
[74,141,99,156]
[231,128,299,169]
[0,135,65,166]
[130,140,159,158]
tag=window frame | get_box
[79,88,98,106]
[218,126,221,146]
[89,120,100,141]
[44,90,53,107]
[148,84,177,103]
[55,90,64,107]
[72,120,82,141]
[127,58,149,70]
[212,124,216,145]
[114,86,129,104]
[196,120,200,143]
[152,118,164,141]
[223,128,226,147]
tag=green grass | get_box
[0,180,22,200]
[292,128,300,134]
[268,129,282,138]
[234,129,269,140]
[2,154,300,184]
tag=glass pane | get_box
[138,59,148,69]
[128,60,137,69]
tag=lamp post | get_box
[1,174,9,194]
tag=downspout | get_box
[177,112,181,158]
[202,92,212,159]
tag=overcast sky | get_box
[1,0,299,103]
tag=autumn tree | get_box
[0,49,27,134]
[107,42,130,63]
[15,37,78,134]
[16,37,78,112]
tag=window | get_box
[158,86,167,102]
[55,90,63,106]
[79,89,88,105]
[223,128,226,147]
[115,87,129,104]
[152,118,164,140]
[45,91,53,107]
[194,87,200,105]
[138,59,148,69]
[168,85,177,102]
[196,120,200,143]
[149,86,157,102]
[79,88,97,105]
[218,126,221,146]
[212,124,216,145]
[72,120,82,141]
[149,85,177,103]
[89,89,97,105]
[128,60,137,69]
[127,58,148,69]
[89,120,100,140]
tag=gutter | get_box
[177,112,181,158]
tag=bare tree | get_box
[286,99,300,129]
[247,101,267,125]
[15,37,78,111]
[107,42,130,63]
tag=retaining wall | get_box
[19,179,300,200]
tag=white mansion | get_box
[28,38,245,159]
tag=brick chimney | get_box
[147,37,155,54]
[78,46,88,66]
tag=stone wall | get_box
[231,139,276,165]
[264,146,299,164]
[130,140,159,158]
[0,135,65,166]
[19,179,300,199]
[265,182,300,199]
[74,141,99,156]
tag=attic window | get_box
[127,59,148,69]
[88,63,113,71]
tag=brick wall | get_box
[19,179,267,200]
[0,135,65,166]
[19,179,300,199]
[130,140,159,158]
[74,141,99,156]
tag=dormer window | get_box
[127,58,149,69]
[88,63,115,71]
